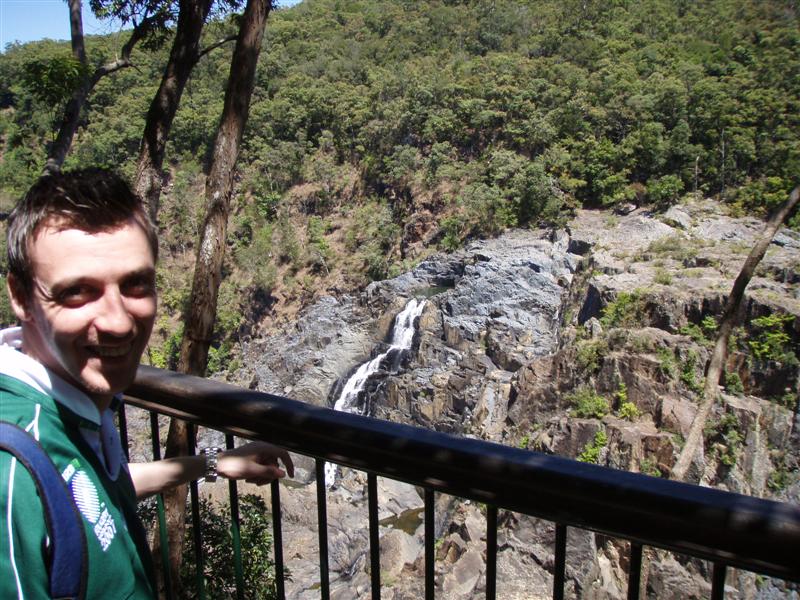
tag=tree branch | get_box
[198,33,238,59]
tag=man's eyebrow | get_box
[124,267,157,281]
[46,275,94,292]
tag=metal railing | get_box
[122,365,800,599]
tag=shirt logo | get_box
[70,469,118,552]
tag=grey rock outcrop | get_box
[235,199,799,599]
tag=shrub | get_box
[440,214,468,251]
[600,291,647,329]
[643,234,698,262]
[653,268,672,285]
[575,338,608,373]
[656,347,677,379]
[680,349,703,394]
[235,224,277,294]
[180,494,281,599]
[724,371,744,396]
[639,457,662,477]
[776,391,796,409]
[679,315,717,346]
[147,325,183,371]
[578,430,608,464]
[618,402,641,421]
[767,454,792,492]
[306,216,333,273]
[614,382,628,404]
[679,318,717,346]
[749,313,796,365]
[680,323,705,343]
[647,174,684,207]
[701,316,718,337]
[704,413,744,468]
[276,211,301,268]
[568,387,611,419]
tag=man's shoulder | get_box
[0,372,58,421]
[0,371,51,399]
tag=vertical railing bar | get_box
[226,434,245,600]
[627,542,643,600]
[315,459,330,600]
[711,562,727,600]
[149,412,163,461]
[485,505,497,600]
[189,478,205,599]
[118,402,130,462]
[271,479,286,600]
[425,488,435,600]
[149,412,173,600]
[368,473,381,599]
[187,424,205,600]
[553,523,567,600]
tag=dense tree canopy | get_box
[3,0,797,214]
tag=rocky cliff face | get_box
[237,200,799,599]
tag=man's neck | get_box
[90,393,114,413]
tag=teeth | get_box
[93,345,130,358]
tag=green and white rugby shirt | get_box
[0,327,156,599]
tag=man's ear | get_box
[6,274,32,322]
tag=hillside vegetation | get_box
[1,0,798,366]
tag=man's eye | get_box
[57,286,94,306]
[123,277,155,297]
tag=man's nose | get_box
[94,289,135,336]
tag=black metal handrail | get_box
[125,365,800,594]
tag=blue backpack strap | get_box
[0,422,88,600]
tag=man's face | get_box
[9,218,157,406]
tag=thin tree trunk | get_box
[671,186,800,481]
[161,0,272,594]
[44,0,88,174]
[134,0,214,222]
[44,0,157,174]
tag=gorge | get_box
[232,199,799,599]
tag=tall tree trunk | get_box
[671,186,800,481]
[178,0,271,375]
[160,0,272,594]
[137,3,210,595]
[134,0,214,222]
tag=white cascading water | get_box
[325,298,426,486]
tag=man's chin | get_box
[78,371,136,401]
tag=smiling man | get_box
[1,169,293,599]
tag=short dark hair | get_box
[6,168,158,296]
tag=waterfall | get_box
[326,298,426,486]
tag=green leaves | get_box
[749,313,795,364]
[20,55,89,107]
[3,0,799,224]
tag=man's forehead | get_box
[29,218,156,270]
[32,215,120,241]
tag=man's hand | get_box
[130,441,294,499]
[217,442,295,485]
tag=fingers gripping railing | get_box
[122,366,800,598]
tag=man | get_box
[1,169,293,598]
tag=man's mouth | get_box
[88,344,133,358]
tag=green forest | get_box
[1,0,798,369]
